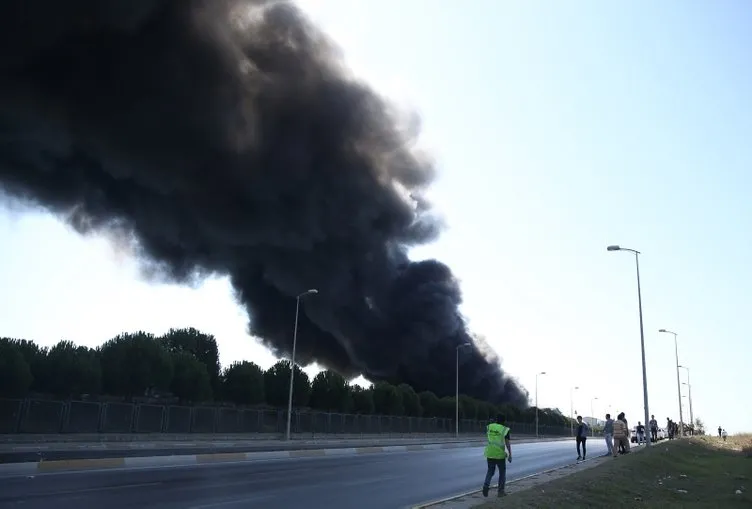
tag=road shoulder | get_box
[412,452,615,509]
[472,435,751,508]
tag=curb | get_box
[0,440,484,476]
[410,454,607,508]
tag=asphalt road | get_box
[0,439,609,509]
[0,436,486,463]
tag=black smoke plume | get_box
[0,0,527,406]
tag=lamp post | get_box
[569,386,579,437]
[285,289,318,441]
[607,245,652,446]
[679,365,694,433]
[535,371,546,438]
[659,329,684,437]
[590,397,599,436]
[455,342,471,437]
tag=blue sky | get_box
[1,0,750,434]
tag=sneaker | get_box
[482,486,489,497]
[497,491,507,498]
[577,455,582,461]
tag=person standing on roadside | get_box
[576,415,589,460]
[482,414,512,498]
[636,421,646,445]
[603,413,614,456]
[612,412,630,457]
[649,415,658,443]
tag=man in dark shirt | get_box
[649,415,658,443]
[575,416,589,460]
[636,421,646,445]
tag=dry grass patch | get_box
[473,435,752,508]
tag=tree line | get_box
[0,328,570,426]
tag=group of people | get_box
[479,411,695,498]
[666,418,680,439]
[602,412,634,456]
[718,426,728,441]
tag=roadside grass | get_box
[474,434,752,508]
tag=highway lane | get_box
[0,439,610,509]
[0,437,486,463]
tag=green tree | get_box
[458,395,478,420]
[694,417,706,435]
[170,351,212,403]
[418,391,440,418]
[474,400,495,422]
[0,340,33,397]
[351,385,375,414]
[45,340,102,397]
[372,382,403,416]
[309,370,352,412]
[221,361,265,406]
[160,328,221,397]
[397,384,422,417]
[2,338,50,393]
[437,396,456,418]
[263,361,311,408]
[99,331,174,398]
[498,403,521,423]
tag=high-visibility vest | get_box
[484,423,509,459]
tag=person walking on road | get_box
[575,415,589,461]
[482,414,512,498]
[603,413,614,457]
[649,415,658,443]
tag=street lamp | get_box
[455,342,471,437]
[569,386,579,437]
[659,329,684,437]
[590,397,599,436]
[679,365,694,433]
[285,288,318,441]
[535,371,546,438]
[607,245,652,446]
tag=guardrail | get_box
[0,398,573,436]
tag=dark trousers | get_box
[576,436,587,457]
[651,427,658,441]
[483,458,507,493]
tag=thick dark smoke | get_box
[0,0,527,406]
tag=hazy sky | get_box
[1,0,750,434]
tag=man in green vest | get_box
[482,413,513,498]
